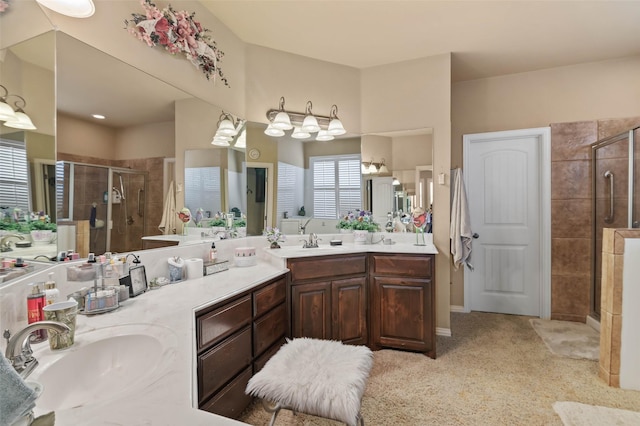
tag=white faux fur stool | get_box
[245,337,373,426]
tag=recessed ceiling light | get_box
[92,114,105,120]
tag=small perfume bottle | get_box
[26,283,47,343]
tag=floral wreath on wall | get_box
[125,0,229,87]
[0,0,9,13]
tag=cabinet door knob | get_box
[472,233,479,239]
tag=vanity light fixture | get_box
[392,177,401,186]
[3,96,37,130]
[361,158,389,175]
[36,0,95,18]
[265,98,347,141]
[0,85,18,122]
[212,111,245,147]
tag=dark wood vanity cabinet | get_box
[196,274,287,419]
[289,254,368,345]
[370,253,436,358]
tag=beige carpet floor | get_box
[239,312,640,425]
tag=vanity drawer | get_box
[370,254,433,279]
[254,337,286,374]
[198,326,251,405]
[197,295,251,351]
[253,277,286,317]
[253,303,287,357]
[288,254,366,281]
[199,366,253,419]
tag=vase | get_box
[270,242,281,249]
[182,223,188,236]
[339,228,353,234]
[353,230,368,244]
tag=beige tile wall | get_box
[599,228,640,387]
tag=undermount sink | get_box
[30,324,178,412]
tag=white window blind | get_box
[0,139,30,213]
[311,155,361,219]
[184,167,221,215]
[277,162,296,221]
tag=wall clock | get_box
[248,148,261,160]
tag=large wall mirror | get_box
[0,31,56,261]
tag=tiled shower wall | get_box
[551,116,640,322]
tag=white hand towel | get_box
[158,180,177,235]
[450,168,473,270]
[0,354,38,426]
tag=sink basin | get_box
[30,324,177,412]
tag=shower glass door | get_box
[108,169,147,253]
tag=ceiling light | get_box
[291,126,310,139]
[301,101,320,133]
[316,130,334,141]
[92,114,105,120]
[271,97,293,130]
[378,159,389,174]
[3,96,36,130]
[36,0,95,18]
[234,129,246,148]
[211,135,231,146]
[0,85,18,122]
[327,105,346,136]
[264,123,285,137]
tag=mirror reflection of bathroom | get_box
[57,162,147,255]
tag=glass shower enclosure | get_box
[591,126,640,319]
[57,161,147,255]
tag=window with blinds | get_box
[0,139,30,213]
[277,162,297,221]
[311,155,361,219]
[184,167,222,215]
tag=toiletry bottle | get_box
[44,272,59,305]
[210,242,217,262]
[26,283,47,343]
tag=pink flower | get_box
[155,17,170,44]
[0,1,8,13]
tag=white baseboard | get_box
[436,327,451,337]
[586,315,600,333]
[450,305,465,313]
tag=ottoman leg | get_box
[262,400,282,426]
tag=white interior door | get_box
[463,128,551,317]
[371,176,394,223]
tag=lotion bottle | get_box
[44,272,59,305]
[209,242,217,262]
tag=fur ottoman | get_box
[245,337,373,426]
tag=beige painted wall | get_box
[361,54,452,332]
[361,135,392,166]
[450,54,640,307]
[277,138,304,168]
[304,137,361,168]
[115,121,174,160]
[245,45,361,134]
[392,134,433,170]
[57,113,117,160]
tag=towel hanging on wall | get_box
[158,180,177,235]
[450,168,474,270]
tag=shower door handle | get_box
[137,188,144,217]
[604,170,614,224]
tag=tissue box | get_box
[234,247,257,267]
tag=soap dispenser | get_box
[26,283,47,342]
[209,242,217,262]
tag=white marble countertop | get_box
[28,260,286,425]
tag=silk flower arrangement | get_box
[125,0,229,86]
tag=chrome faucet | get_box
[301,233,319,248]
[300,218,312,235]
[4,321,71,378]
[0,234,25,252]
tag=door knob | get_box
[472,233,479,239]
